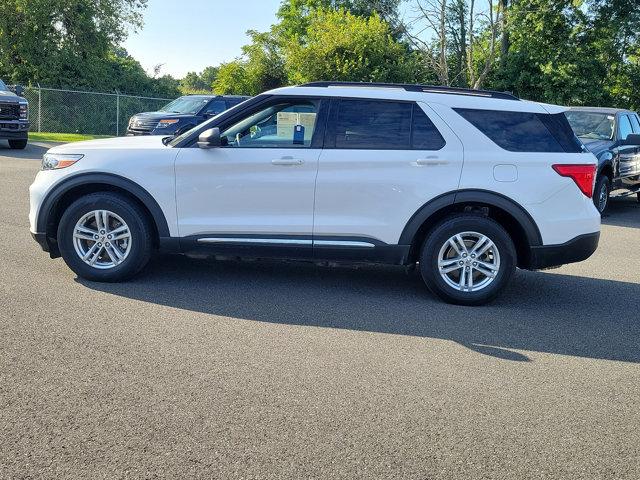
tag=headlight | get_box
[19,102,28,120]
[156,119,179,128]
[42,153,84,170]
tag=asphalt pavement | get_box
[1,140,639,479]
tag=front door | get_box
[175,98,326,252]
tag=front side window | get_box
[204,100,227,115]
[618,115,634,140]
[456,108,578,152]
[221,101,318,148]
[0,79,7,91]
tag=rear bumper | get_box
[527,232,600,270]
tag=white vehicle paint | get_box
[29,82,601,305]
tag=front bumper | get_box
[0,121,29,139]
[527,232,600,270]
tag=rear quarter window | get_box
[455,108,582,153]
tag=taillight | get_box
[552,164,596,198]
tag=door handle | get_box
[272,157,304,166]
[415,156,449,166]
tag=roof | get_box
[567,106,635,115]
[266,84,567,114]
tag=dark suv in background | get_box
[0,79,29,149]
[127,94,248,136]
[566,107,640,213]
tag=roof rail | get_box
[299,81,520,101]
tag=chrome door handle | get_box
[272,157,304,166]
[415,156,449,166]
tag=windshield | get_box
[565,111,615,141]
[0,79,7,91]
[159,97,209,114]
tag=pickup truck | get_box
[0,80,29,149]
[566,107,640,213]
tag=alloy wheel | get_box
[437,231,501,292]
[72,210,132,269]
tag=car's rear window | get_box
[455,108,582,153]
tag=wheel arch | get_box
[38,173,170,257]
[400,189,542,268]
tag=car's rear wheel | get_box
[57,193,153,282]
[593,174,610,214]
[419,215,516,306]
[8,139,27,149]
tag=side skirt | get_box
[171,234,411,266]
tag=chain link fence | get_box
[23,86,175,136]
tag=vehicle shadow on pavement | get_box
[0,141,53,160]
[602,197,640,229]
[79,255,640,364]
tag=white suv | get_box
[29,82,601,305]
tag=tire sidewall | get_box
[420,216,516,306]
[9,139,27,149]
[57,194,151,282]
[594,175,610,214]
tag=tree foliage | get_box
[286,9,419,84]
[0,0,178,97]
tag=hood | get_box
[580,138,614,158]
[0,90,24,102]
[48,134,169,153]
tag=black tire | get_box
[419,215,516,306]
[593,175,610,214]
[8,139,27,149]
[57,192,153,282]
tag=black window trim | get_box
[324,97,446,151]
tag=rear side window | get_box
[335,100,412,149]
[333,100,445,150]
[630,114,640,133]
[412,104,446,150]
[455,108,581,153]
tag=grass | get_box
[28,132,113,143]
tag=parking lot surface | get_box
[1,142,639,479]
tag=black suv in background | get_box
[566,107,640,213]
[0,79,29,149]
[127,94,249,136]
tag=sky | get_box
[123,0,282,79]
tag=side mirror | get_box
[197,127,221,149]
[15,85,24,97]
[621,133,640,146]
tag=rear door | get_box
[313,98,463,248]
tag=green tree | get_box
[286,9,418,84]
[213,61,250,95]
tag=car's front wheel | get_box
[57,192,153,282]
[419,215,516,306]
[8,139,27,149]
